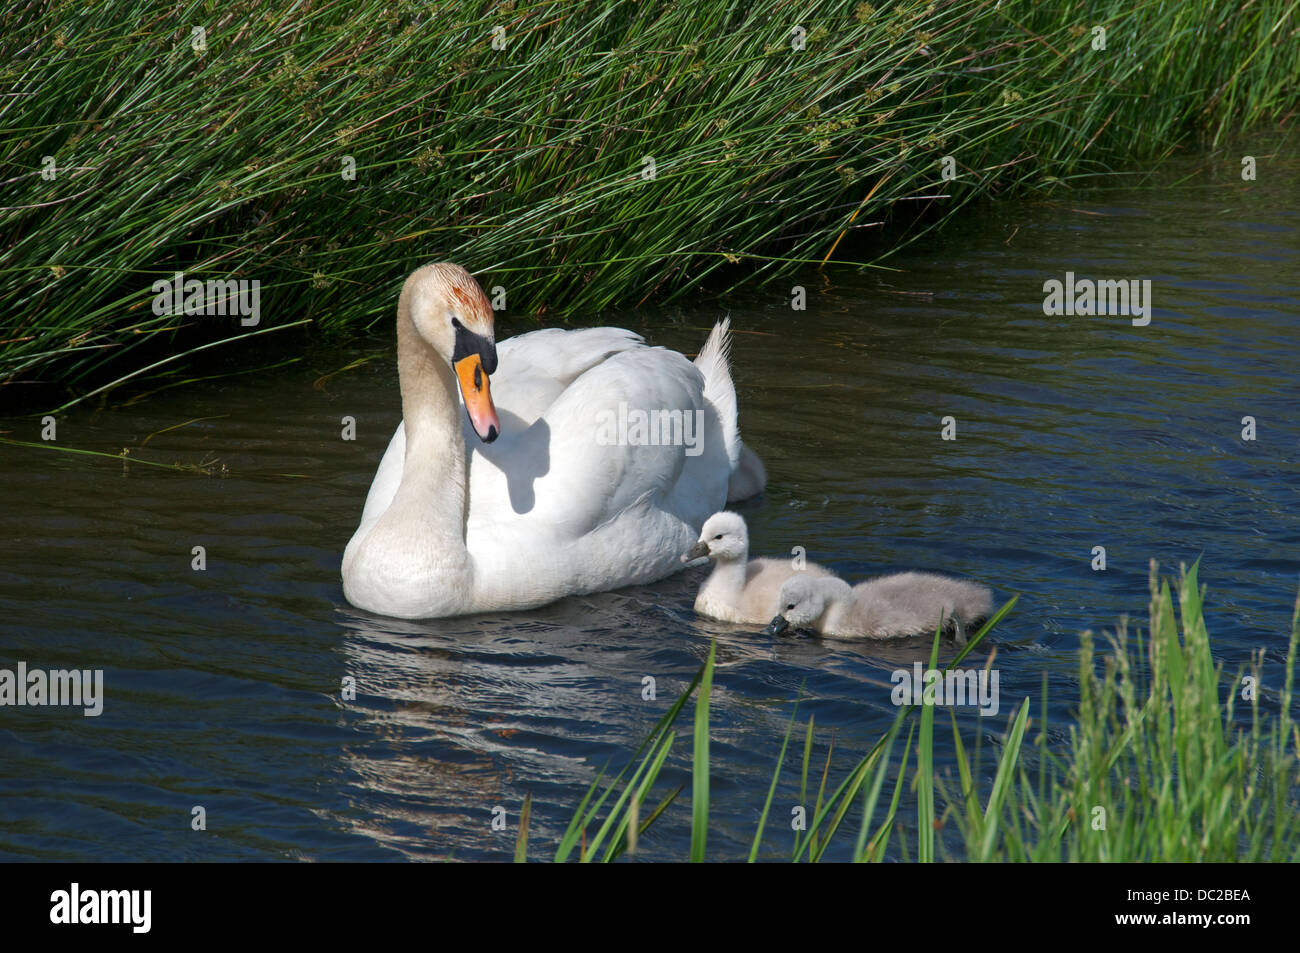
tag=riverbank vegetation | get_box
[3,0,1297,407]
[530,562,1300,861]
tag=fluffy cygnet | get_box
[682,511,831,625]
[764,571,993,643]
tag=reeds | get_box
[527,562,1300,861]
[3,0,1296,406]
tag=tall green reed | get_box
[528,562,1299,861]
[4,0,1296,406]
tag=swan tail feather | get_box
[695,318,740,469]
[728,444,767,502]
[695,318,767,501]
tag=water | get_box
[3,155,1297,861]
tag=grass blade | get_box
[690,640,716,863]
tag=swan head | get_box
[681,511,749,565]
[402,262,500,443]
[764,575,840,636]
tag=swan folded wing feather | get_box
[461,340,731,604]
[490,326,645,425]
[466,342,719,538]
[350,423,407,544]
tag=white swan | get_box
[342,263,765,619]
[764,572,993,642]
[681,511,832,624]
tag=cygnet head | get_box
[401,262,500,443]
[681,511,749,565]
[764,574,840,636]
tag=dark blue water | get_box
[3,155,1297,860]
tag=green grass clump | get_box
[525,562,1299,861]
[3,0,1297,407]
[981,561,1300,861]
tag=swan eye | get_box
[713,534,723,540]
[451,316,463,330]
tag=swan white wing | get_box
[463,343,732,602]
[465,342,725,534]
[491,326,645,426]
[346,325,735,611]
[350,423,404,547]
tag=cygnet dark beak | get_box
[763,615,790,636]
[680,540,710,564]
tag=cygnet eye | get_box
[785,603,795,611]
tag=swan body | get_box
[342,263,765,619]
[683,511,832,624]
[767,572,993,641]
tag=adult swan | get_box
[342,263,766,619]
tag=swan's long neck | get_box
[389,297,473,586]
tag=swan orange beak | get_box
[454,354,499,443]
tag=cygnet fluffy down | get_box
[765,572,993,642]
[682,511,832,625]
